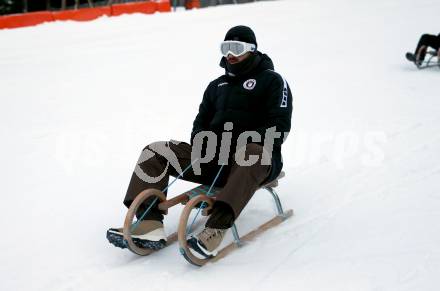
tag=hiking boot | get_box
[406,52,424,67]
[187,227,228,258]
[106,220,166,250]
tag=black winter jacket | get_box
[191,52,293,182]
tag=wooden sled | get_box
[423,50,440,69]
[407,49,440,70]
[123,171,293,266]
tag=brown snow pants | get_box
[415,33,440,61]
[123,140,271,228]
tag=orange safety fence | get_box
[185,0,200,9]
[156,0,171,12]
[0,11,54,29]
[53,6,111,22]
[0,0,172,30]
[111,1,156,17]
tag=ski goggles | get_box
[220,40,256,57]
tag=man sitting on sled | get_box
[406,33,440,67]
[107,25,293,258]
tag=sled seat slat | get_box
[158,171,286,211]
[262,170,285,188]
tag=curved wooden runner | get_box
[210,209,293,263]
[123,170,289,261]
[177,194,215,266]
[123,188,166,256]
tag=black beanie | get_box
[224,25,257,48]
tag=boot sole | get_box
[187,237,215,259]
[106,229,166,250]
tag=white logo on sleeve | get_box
[243,79,256,90]
[280,78,288,108]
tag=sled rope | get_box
[131,158,200,231]
[162,158,200,194]
[187,164,225,234]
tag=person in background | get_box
[406,33,440,66]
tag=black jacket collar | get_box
[219,51,275,79]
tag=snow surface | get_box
[1,0,440,290]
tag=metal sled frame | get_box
[122,171,293,266]
[417,49,440,70]
[177,171,293,266]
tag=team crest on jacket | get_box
[243,79,256,90]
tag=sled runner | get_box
[406,50,440,69]
[122,171,293,265]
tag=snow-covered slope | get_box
[1,1,439,290]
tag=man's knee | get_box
[138,141,169,167]
[142,141,168,152]
[420,34,433,41]
[420,34,438,47]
